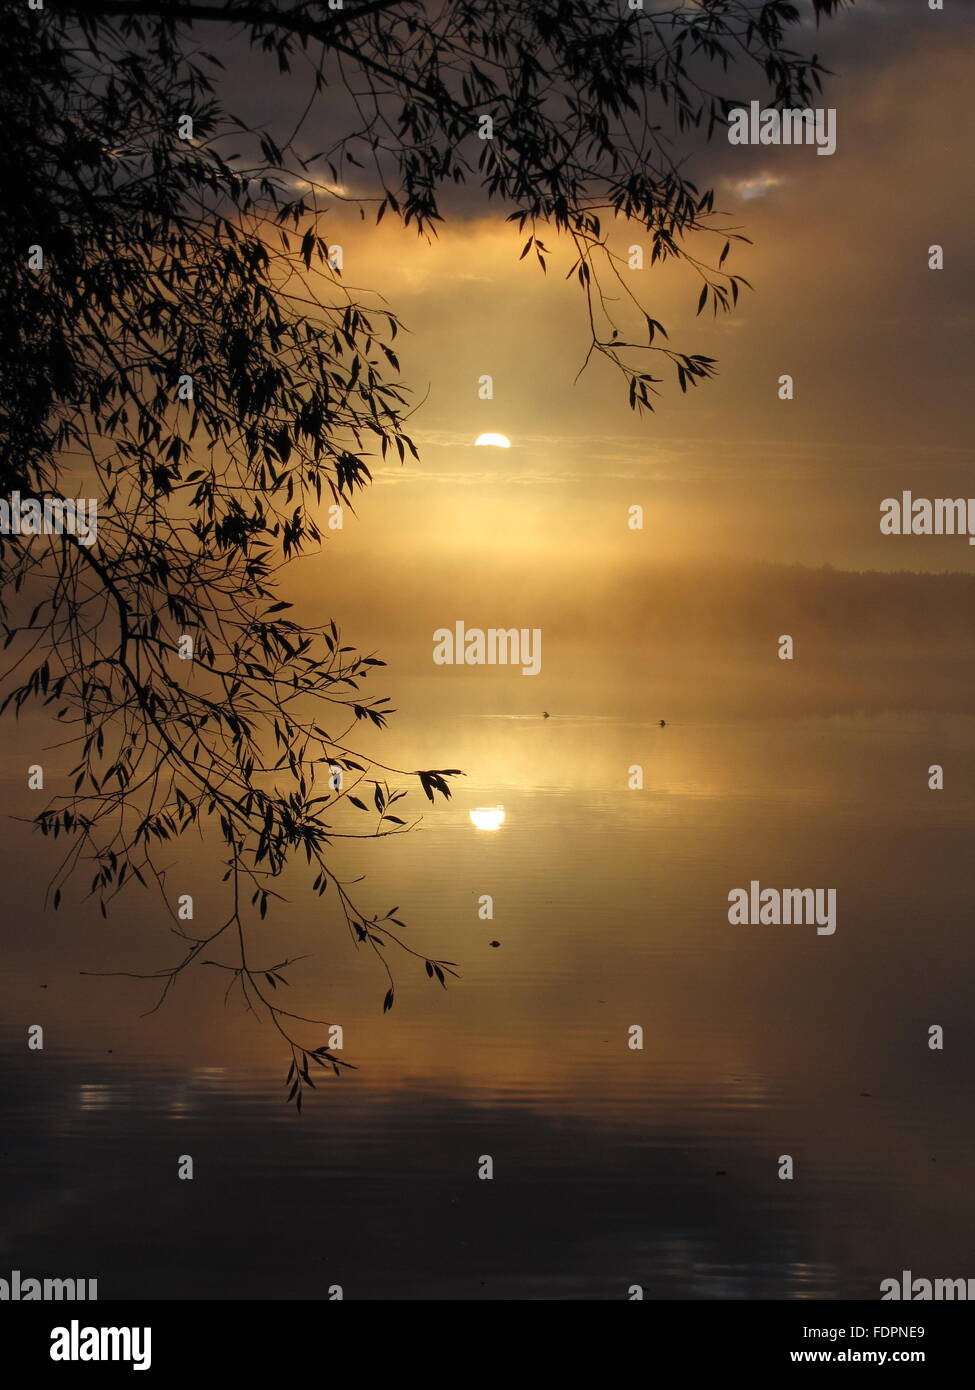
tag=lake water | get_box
[2,683,974,1299]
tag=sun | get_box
[469,806,506,831]
[473,432,511,448]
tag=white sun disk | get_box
[473,432,511,448]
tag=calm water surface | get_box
[2,701,974,1299]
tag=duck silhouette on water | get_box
[659,719,666,727]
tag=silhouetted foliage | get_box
[0,0,847,1102]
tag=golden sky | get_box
[283,20,974,590]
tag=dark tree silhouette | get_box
[0,0,848,1104]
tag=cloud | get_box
[724,172,785,201]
